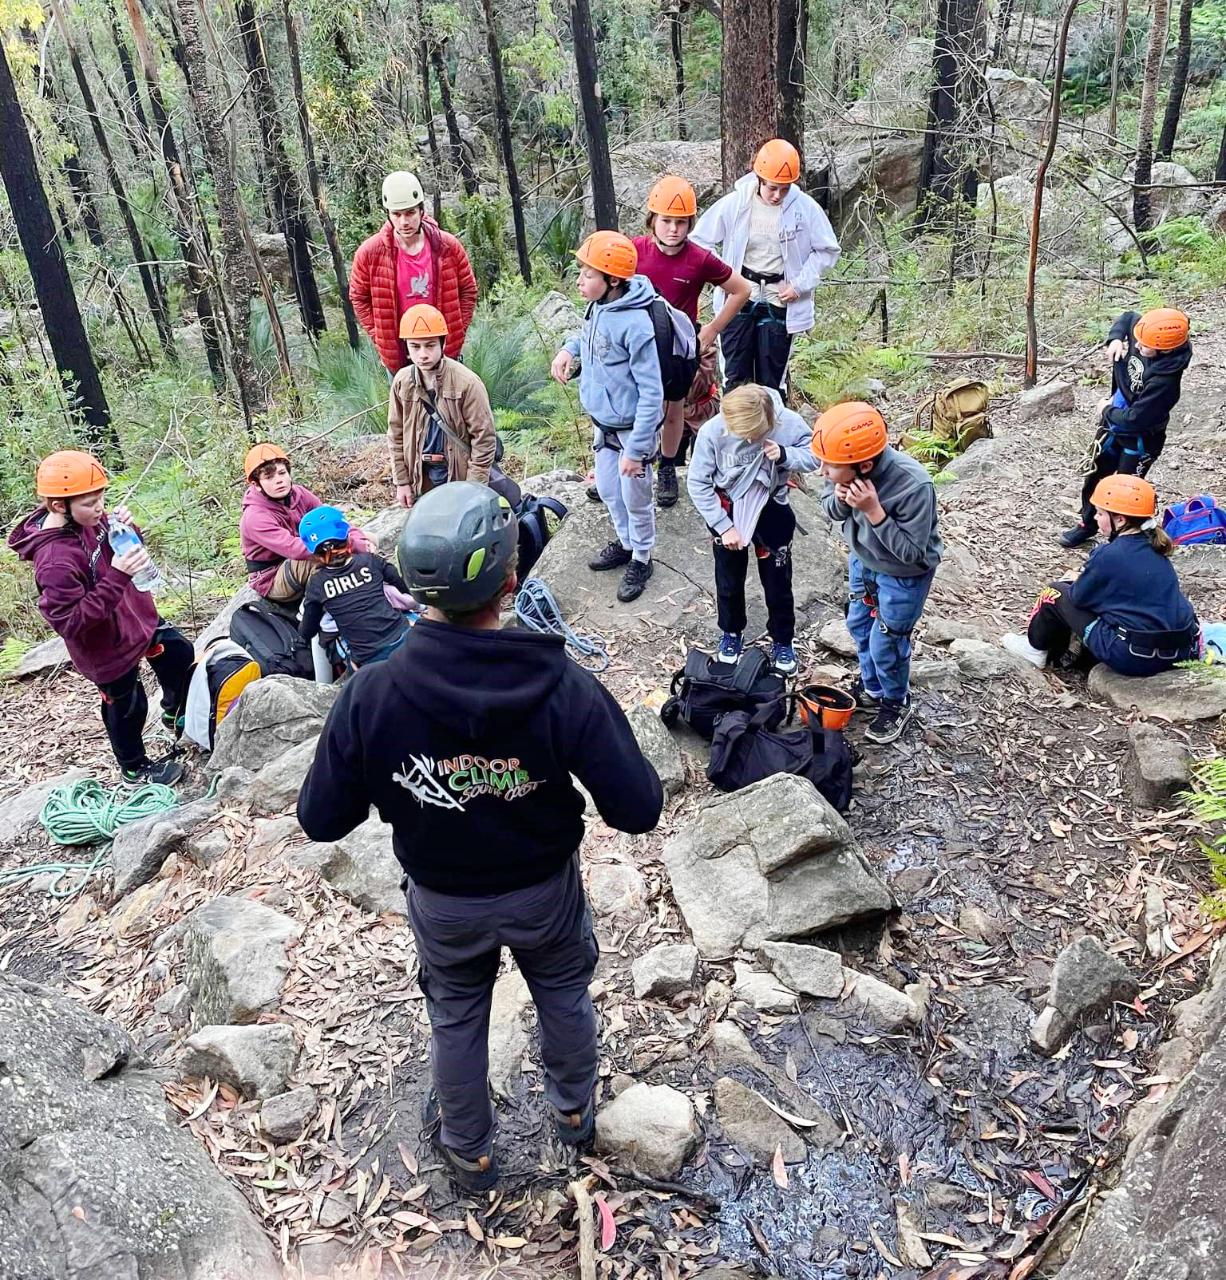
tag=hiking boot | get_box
[421,1089,499,1194]
[616,558,653,603]
[717,631,744,664]
[1059,523,1095,549]
[656,462,679,509]
[864,697,914,745]
[586,482,602,504]
[588,540,632,572]
[1002,632,1048,668]
[770,642,798,675]
[121,756,184,787]
[160,709,184,734]
[552,1097,595,1148]
[848,676,882,711]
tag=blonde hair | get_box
[722,384,775,441]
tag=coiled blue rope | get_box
[514,577,609,672]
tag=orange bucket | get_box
[797,684,856,731]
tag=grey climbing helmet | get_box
[397,482,518,612]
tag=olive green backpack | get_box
[907,378,992,458]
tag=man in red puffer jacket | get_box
[350,171,479,373]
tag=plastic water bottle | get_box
[107,518,162,593]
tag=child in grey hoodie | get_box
[686,384,819,673]
[551,232,664,604]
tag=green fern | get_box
[529,201,583,280]
[461,309,550,419]
[310,338,388,431]
[1180,756,1226,918]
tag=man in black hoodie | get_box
[1061,307,1192,548]
[298,483,663,1192]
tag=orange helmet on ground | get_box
[1091,474,1157,518]
[811,402,889,464]
[36,451,109,499]
[400,303,449,341]
[753,139,801,185]
[244,442,290,482]
[647,175,698,218]
[575,231,638,280]
[1134,308,1189,352]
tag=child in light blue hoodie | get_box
[551,232,664,604]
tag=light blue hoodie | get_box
[563,274,664,461]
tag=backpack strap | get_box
[912,391,936,435]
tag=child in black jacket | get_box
[1061,308,1191,547]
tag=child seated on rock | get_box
[297,506,419,668]
[239,443,371,605]
[685,384,818,675]
[1061,308,1191,548]
[1006,476,1200,675]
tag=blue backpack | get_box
[1161,495,1226,546]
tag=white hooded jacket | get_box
[692,171,840,335]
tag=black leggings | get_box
[1027,581,1097,662]
[1077,423,1165,527]
[97,622,194,769]
[712,499,797,643]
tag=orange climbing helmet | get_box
[647,175,698,219]
[575,231,638,280]
[1091,474,1157,519]
[244,442,290,482]
[400,303,449,340]
[811,402,889,464]
[36,450,109,499]
[1134,308,1189,352]
[753,138,801,186]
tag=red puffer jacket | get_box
[350,219,478,370]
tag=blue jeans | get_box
[846,556,935,704]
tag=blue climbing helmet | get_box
[299,505,351,554]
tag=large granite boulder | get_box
[209,676,339,773]
[293,815,404,916]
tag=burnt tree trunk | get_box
[1156,0,1193,160]
[571,0,617,227]
[777,0,807,170]
[430,40,480,198]
[1133,0,1170,233]
[417,34,445,220]
[109,9,153,153]
[1217,123,1226,181]
[721,0,778,186]
[668,1,687,141]
[0,43,115,449]
[479,0,532,282]
[235,0,326,337]
[1107,0,1129,143]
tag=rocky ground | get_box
[2,312,1225,1280]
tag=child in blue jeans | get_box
[813,402,942,744]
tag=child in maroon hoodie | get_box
[8,451,189,785]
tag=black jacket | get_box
[1104,310,1191,439]
[297,620,663,894]
[299,552,410,664]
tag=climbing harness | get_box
[514,577,609,672]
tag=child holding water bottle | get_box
[8,451,191,785]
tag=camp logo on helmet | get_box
[393,753,543,809]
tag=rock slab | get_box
[209,676,338,773]
[1088,665,1226,723]
[758,941,844,997]
[181,1023,299,1099]
[1125,722,1190,807]
[632,943,700,1001]
[0,767,90,848]
[595,1082,698,1179]
[488,969,532,1100]
[714,1077,806,1164]
[627,704,685,800]
[294,815,404,916]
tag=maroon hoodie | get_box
[8,510,158,685]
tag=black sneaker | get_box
[1059,523,1095,548]
[588,541,633,572]
[656,462,679,509]
[617,558,653,603]
[586,481,602,503]
[864,697,914,745]
[552,1097,595,1148]
[421,1089,499,1194]
[848,676,882,711]
[121,756,184,787]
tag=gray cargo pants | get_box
[406,855,599,1158]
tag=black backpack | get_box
[707,698,854,812]
[516,494,568,576]
[229,598,314,679]
[648,296,700,401]
[660,647,786,741]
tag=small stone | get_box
[802,1011,848,1045]
[758,941,844,997]
[958,904,1004,943]
[818,617,858,658]
[950,637,1036,680]
[704,979,733,1014]
[297,1240,346,1278]
[293,816,404,916]
[586,862,648,918]
[317,1192,351,1229]
[891,867,936,900]
[842,968,921,1031]
[154,984,191,1025]
[715,1076,806,1164]
[109,881,168,940]
[923,617,990,645]
[260,1085,318,1143]
[733,962,797,1013]
[1016,380,1075,420]
[632,943,700,1001]
[1049,935,1139,1022]
[709,1021,766,1072]
[54,893,97,941]
[181,1023,299,1099]
[1125,722,1190,808]
[905,981,932,1020]
[627,704,685,800]
[1030,1005,1065,1054]
[910,658,960,689]
[0,767,90,847]
[249,815,301,855]
[595,1082,699,1179]
[185,829,229,867]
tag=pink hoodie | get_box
[238,483,371,596]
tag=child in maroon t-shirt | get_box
[632,176,751,508]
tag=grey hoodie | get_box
[821,447,942,577]
[687,389,819,536]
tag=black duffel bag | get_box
[707,697,854,812]
[660,647,786,741]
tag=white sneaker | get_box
[1002,632,1048,668]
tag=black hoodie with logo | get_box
[1104,310,1192,441]
[297,620,663,895]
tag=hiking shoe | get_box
[656,462,679,509]
[586,481,602,503]
[421,1089,499,1194]
[848,676,882,711]
[864,697,914,745]
[1059,523,1095,548]
[717,631,744,664]
[588,540,632,572]
[552,1097,595,1148]
[121,756,184,787]
[770,642,798,675]
[1002,632,1048,668]
[160,709,184,734]
[616,558,653,603]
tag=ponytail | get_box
[1144,525,1174,557]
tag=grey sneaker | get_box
[864,697,914,745]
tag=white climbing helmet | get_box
[382,171,426,213]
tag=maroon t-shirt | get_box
[633,236,733,326]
